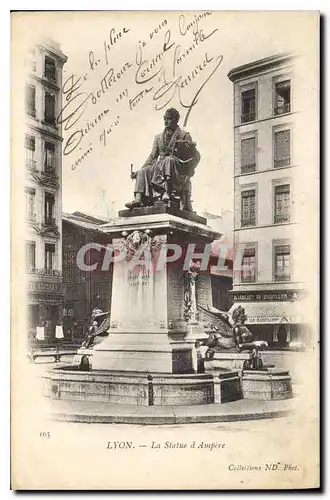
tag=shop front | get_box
[229,289,309,349]
[27,279,64,347]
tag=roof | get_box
[62,211,111,231]
[39,39,68,63]
[227,52,294,82]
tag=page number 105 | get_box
[39,432,50,438]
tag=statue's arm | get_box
[142,135,160,168]
[182,132,201,174]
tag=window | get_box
[26,241,36,270]
[44,91,56,126]
[274,129,291,168]
[241,246,256,283]
[44,142,56,173]
[45,243,56,271]
[241,189,256,227]
[25,187,36,221]
[44,56,56,81]
[274,80,291,115]
[44,193,55,225]
[25,135,36,169]
[241,137,256,173]
[274,244,291,281]
[25,84,36,117]
[241,88,256,123]
[274,184,291,223]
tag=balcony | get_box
[274,214,291,224]
[44,70,56,82]
[241,163,256,174]
[241,217,256,227]
[241,112,256,124]
[274,157,291,169]
[241,275,256,283]
[44,216,57,227]
[274,103,291,115]
[43,116,57,128]
[27,267,62,277]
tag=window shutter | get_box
[241,189,256,226]
[45,56,56,81]
[45,92,55,123]
[274,130,290,167]
[241,89,256,123]
[275,184,290,223]
[241,137,255,172]
[26,85,35,107]
[44,142,55,168]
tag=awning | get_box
[229,301,305,324]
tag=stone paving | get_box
[48,394,295,424]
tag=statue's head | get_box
[164,108,180,130]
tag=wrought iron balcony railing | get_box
[274,103,291,115]
[274,214,291,224]
[44,216,57,226]
[241,163,256,174]
[44,116,56,127]
[27,267,62,277]
[241,217,256,227]
[274,157,291,168]
[241,112,256,124]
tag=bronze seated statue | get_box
[125,108,201,212]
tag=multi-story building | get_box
[202,210,234,312]
[227,53,314,347]
[25,40,67,346]
[62,212,113,342]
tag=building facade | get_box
[228,53,314,347]
[25,41,67,346]
[62,212,113,342]
[202,210,234,312]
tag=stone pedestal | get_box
[92,208,220,374]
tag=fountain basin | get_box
[242,369,293,400]
[43,367,242,406]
